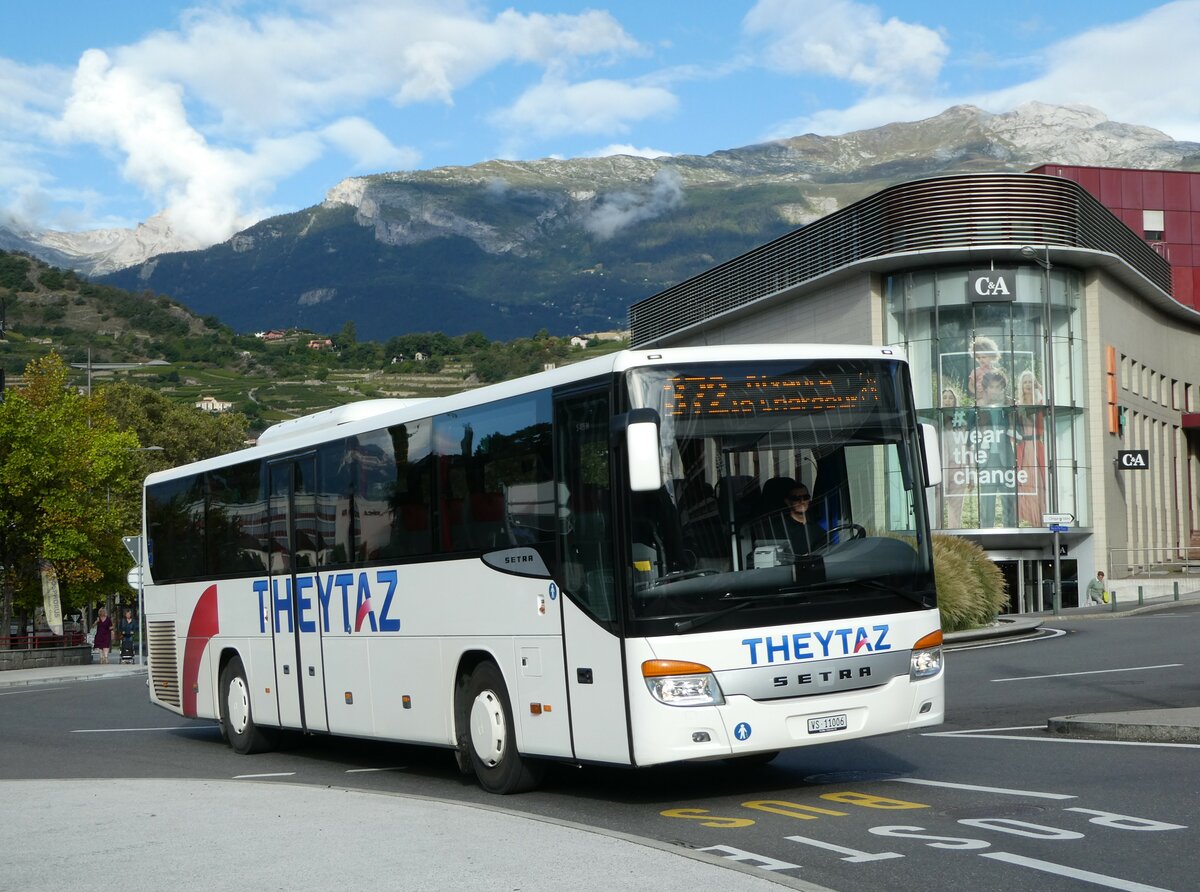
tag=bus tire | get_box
[219,656,278,755]
[460,662,544,794]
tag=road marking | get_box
[929,725,1044,734]
[784,834,903,862]
[71,725,217,733]
[345,766,408,773]
[947,628,1066,650]
[992,663,1182,682]
[233,772,296,779]
[981,851,1175,891]
[0,687,72,696]
[890,778,1075,800]
[922,729,1200,749]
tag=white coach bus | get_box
[142,345,945,793]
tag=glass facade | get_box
[885,265,1087,531]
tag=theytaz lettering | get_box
[254,570,400,635]
[742,625,890,665]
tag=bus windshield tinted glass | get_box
[623,359,935,631]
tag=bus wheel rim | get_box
[227,676,250,736]
[469,690,506,767]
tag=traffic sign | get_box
[126,566,142,590]
[122,535,142,563]
[1041,513,1074,525]
[1048,524,1069,533]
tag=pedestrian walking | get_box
[1086,570,1108,605]
[92,607,113,663]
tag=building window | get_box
[1143,209,1164,241]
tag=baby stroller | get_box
[119,634,135,664]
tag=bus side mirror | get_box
[619,409,663,493]
[920,423,942,488]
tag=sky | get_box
[1,0,1197,249]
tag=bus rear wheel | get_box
[219,656,278,755]
[460,662,543,794]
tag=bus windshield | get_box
[622,359,935,634]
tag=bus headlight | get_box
[910,630,944,680]
[642,660,725,707]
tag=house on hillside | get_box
[307,338,333,350]
[195,395,233,413]
[257,330,286,341]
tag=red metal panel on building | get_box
[1142,171,1164,209]
[1100,168,1125,206]
[1164,172,1192,211]
[1078,167,1102,196]
[1164,210,1189,242]
[1122,170,1144,209]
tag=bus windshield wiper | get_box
[805,577,934,608]
[674,599,752,633]
[673,591,805,634]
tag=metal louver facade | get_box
[630,173,1173,346]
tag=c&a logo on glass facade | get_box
[967,270,1017,302]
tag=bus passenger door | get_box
[555,389,632,764]
[268,457,329,733]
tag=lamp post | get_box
[1020,246,1061,613]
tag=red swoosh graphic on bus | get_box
[182,584,220,717]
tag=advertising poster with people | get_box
[938,338,1045,529]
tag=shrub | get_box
[933,534,1007,631]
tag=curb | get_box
[1047,710,1200,744]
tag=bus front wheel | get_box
[460,662,544,794]
[219,656,278,755]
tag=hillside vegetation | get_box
[0,250,626,429]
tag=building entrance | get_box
[993,556,1078,614]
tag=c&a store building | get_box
[629,170,1200,613]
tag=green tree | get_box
[94,381,250,466]
[0,354,145,638]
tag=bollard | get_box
[1174,581,1180,602]
[1138,585,1144,606]
[1110,588,1116,612]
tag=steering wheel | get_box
[825,522,866,541]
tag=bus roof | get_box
[144,343,908,486]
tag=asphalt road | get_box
[2,603,1197,891]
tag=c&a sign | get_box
[967,269,1017,302]
[1117,449,1150,470]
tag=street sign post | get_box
[1041,513,1074,525]
[1048,523,1070,533]
[122,535,145,665]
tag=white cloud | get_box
[583,168,684,240]
[972,1,1200,142]
[321,118,421,172]
[2,1,647,243]
[493,78,678,140]
[112,2,641,133]
[586,144,675,159]
[751,1,1200,145]
[743,0,947,92]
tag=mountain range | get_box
[6,102,1199,341]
